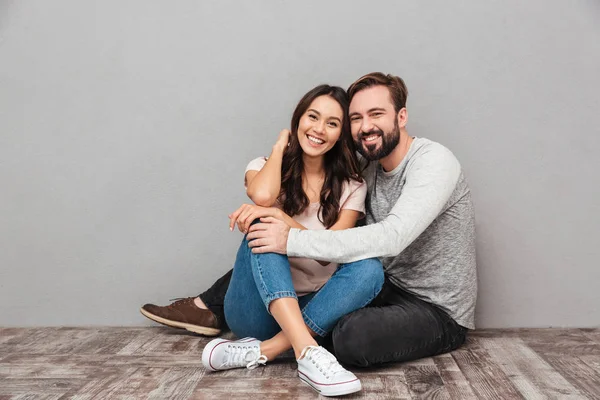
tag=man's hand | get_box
[246,217,290,254]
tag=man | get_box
[141,72,477,367]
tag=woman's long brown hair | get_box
[278,85,362,228]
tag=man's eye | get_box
[350,117,361,122]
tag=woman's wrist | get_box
[271,144,286,156]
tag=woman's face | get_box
[296,95,344,158]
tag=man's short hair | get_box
[347,72,409,113]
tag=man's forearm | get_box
[287,220,404,263]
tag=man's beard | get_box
[354,118,400,161]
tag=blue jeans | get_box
[224,237,384,340]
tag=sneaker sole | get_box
[139,307,221,336]
[299,373,362,397]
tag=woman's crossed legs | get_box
[202,237,383,396]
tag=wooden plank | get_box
[105,354,204,368]
[69,327,147,355]
[360,374,411,400]
[146,367,204,400]
[0,353,203,374]
[580,355,600,371]
[329,373,411,400]
[0,378,84,397]
[1,328,101,355]
[580,328,600,345]
[432,353,478,399]
[116,328,161,355]
[403,365,451,399]
[92,367,185,399]
[470,329,523,339]
[67,367,139,400]
[115,327,206,356]
[0,328,27,344]
[116,329,206,356]
[254,359,298,379]
[192,376,314,399]
[0,328,49,354]
[541,355,600,399]
[358,357,434,377]
[519,328,600,356]
[0,354,109,379]
[479,336,585,399]
[10,394,64,400]
[451,344,523,399]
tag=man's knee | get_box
[331,310,378,367]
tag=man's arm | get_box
[286,146,461,263]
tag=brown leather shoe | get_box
[140,297,221,336]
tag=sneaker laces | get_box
[300,346,346,376]
[247,354,268,370]
[223,341,267,370]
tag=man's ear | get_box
[397,107,408,128]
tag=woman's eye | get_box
[308,114,317,120]
[328,122,338,128]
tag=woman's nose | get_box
[312,121,325,134]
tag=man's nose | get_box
[360,117,374,134]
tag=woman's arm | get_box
[273,180,366,232]
[245,129,290,207]
[234,178,366,233]
[276,209,361,231]
[230,205,361,233]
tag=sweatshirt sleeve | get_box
[287,145,461,263]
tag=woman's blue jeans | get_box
[224,237,384,340]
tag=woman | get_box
[201,85,384,397]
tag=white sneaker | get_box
[202,337,267,371]
[297,346,361,397]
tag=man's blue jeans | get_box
[224,237,384,340]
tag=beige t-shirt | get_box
[245,157,367,295]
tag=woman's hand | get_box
[273,129,291,153]
[229,204,283,233]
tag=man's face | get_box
[349,85,402,161]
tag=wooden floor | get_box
[0,327,598,399]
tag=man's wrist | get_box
[286,228,300,257]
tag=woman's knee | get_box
[363,258,384,286]
[348,258,384,297]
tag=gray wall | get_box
[1,0,599,328]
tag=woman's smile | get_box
[306,133,325,147]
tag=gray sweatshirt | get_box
[287,137,477,329]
